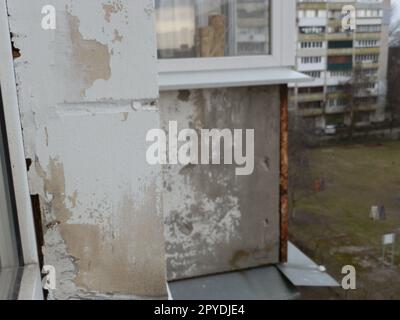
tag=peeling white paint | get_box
[7,0,166,299]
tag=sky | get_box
[393,0,400,24]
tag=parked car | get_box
[324,125,337,135]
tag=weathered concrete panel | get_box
[8,0,158,103]
[7,0,166,299]
[37,104,166,299]
[160,87,281,280]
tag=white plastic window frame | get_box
[0,0,43,300]
[158,0,296,74]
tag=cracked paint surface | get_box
[67,12,111,97]
[7,0,165,299]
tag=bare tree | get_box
[342,62,372,139]
[387,47,400,134]
[288,113,314,220]
[390,20,400,47]
[390,2,400,47]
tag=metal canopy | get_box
[168,265,299,300]
[277,242,340,287]
[168,242,339,300]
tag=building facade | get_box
[290,0,391,132]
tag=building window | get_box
[355,40,379,48]
[328,55,353,71]
[327,85,346,93]
[355,96,378,105]
[358,82,376,90]
[300,41,323,49]
[362,68,378,77]
[156,0,295,73]
[330,70,352,77]
[298,9,327,19]
[357,9,383,18]
[156,0,271,59]
[301,56,322,64]
[328,40,353,49]
[355,54,379,63]
[298,101,323,109]
[298,86,324,94]
[304,71,321,78]
[0,91,23,299]
[299,26,325,34]
[328,10,343,20]
[356,82,377,95]
[357,25,381,33]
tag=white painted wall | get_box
[7,0,167,299]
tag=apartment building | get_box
[290,0,391,132]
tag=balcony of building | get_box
[358,61,380,69]
[327,32,354,41]
[327,53,353,71]
[325,105,346,114]
[299,33,326,42]
[325,96,347,114]
[298,2,327,11]
[296,92,325,103]
[297,100,324,117]
[355,47,380,55]
[355,32,381,40]
[298,17,327,27]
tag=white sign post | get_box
[382,233,396,267]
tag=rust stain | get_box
[67,12,111,97]
[63,189,167,297]
[35,156,166,296]
[112,29,123,43]
[10,33,21,59]
[68,190,78,209]
[46,220,61,229]
[279,85,289,263]
[102,2,124,23]
[229,250,250,268]
[121,112,129,122]
[35,157,72,224]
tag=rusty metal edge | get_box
[279,84,289,263]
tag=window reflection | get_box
[155,0,271,59]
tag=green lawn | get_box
[290,141,400,299]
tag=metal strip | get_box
[279,84,289,263]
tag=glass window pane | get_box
[0,89,20,270]
[155,0,271,59]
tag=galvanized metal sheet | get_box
[277,242,339,287]
[168,265,299,300]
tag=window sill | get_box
[159,67,311,91]
[17,264,43,300]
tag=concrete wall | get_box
[160,87,281,281]
[7,0,284,299]
[7,0,167,299]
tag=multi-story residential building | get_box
[290,0,391,132]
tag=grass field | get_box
[290,141,400,300]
